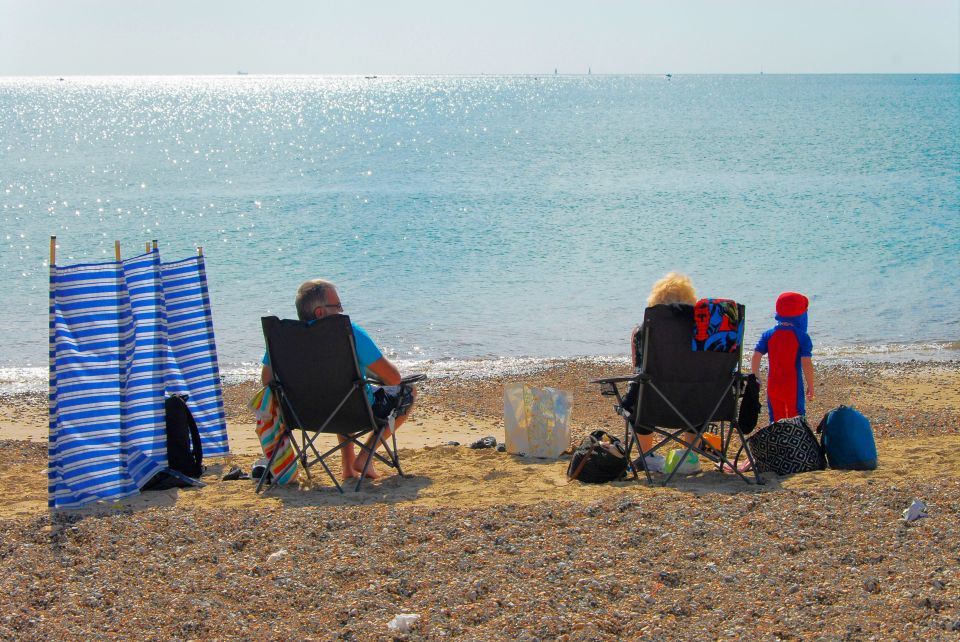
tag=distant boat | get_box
[237,71,248,75]
[365,75,378,79]
[554,68,558,75]
[665,73,672,80]
[588,67,591,75]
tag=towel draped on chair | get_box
[692,298,742,352]
[249,386,299,485]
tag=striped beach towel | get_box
[48,258,165,508]
[160,255,229,456]
[249,386,299,485]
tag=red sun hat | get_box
[776,292,809,317]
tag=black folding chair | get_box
[257,315,425,493]
[591,303,762,486]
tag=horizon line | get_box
[2,71,959,78]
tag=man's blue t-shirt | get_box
[262,319,383,403]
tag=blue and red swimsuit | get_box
[754,312,812,422]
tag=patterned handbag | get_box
[742,416,826,475]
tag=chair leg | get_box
[354,426,387,492]
[716,422,764,485]
[255,429,289,494]
[389,430,406,478]
[372,432,403,477]
[317,456,344,494]
[626,425,652,484]
[738,428,764,485]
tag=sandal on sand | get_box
[469,436,497,449]
[721,460,753,474]
[222,466,251,481]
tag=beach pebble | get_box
[266,549,287,563]
[387,613,420,633]
[4,359,960,639]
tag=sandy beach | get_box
[0,359,958,639]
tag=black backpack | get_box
[737,373,761,435]
[567,430,628,484]
[163,394,204,478]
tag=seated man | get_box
[261,279,416,479]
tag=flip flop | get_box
[222,466,251,481]
[469,436,497,449]
[721,460,753,474]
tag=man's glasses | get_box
[322,302,343,312]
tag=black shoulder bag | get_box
[567,430,628,484]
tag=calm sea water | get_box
[1,75,958,389]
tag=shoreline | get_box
[3,340,959,395]
[6,357,959,445]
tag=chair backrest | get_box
[637,304,743,429]
[261,315,376,433]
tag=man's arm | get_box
[801,357,815,400]
[367,356,402,386]
[261,365,273,386]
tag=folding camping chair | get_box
[591,303,762,486]
[257,315,426,493]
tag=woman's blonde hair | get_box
[646,272,697,307]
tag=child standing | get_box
[751,292,815,422]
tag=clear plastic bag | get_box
[503,383,572,458]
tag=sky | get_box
[1,0,958,75]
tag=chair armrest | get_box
[589,374,639,385]
[363,373,427,386]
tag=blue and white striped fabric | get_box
[49,250,230,508]
[122,250,176,466]
[48,259,165,509]
[160,255,229,456]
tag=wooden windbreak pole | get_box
[197,246,203,257]
[152,239,158,252]
[114,240,121,261]
[145,242,150,253]
[50,236,56,266]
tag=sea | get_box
[1,74,958,392]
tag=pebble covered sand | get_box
[1,360,958,640]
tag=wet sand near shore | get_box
[0,360,957,639]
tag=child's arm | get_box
[801,357,815,400]
[750,350,763,377]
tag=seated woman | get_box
[622,272,700,474]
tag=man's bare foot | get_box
[353,460,382,479]
[340,470,358,481]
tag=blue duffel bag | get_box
[815,405,878,470]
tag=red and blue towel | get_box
[692,298,742,352]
